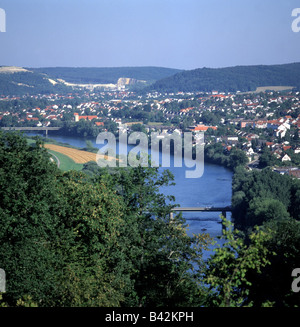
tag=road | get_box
[49,151,60,168]
[247,157,261,170]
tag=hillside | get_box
[0,66,69,96]
[2,63,300,96]
[0,66,182,96]
[149,62,300,93]
[30,66,183,85]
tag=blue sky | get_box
[0,0,300,69]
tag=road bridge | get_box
[170,206,232,230]
[1,127,61,137]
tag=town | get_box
[1,87,300,176]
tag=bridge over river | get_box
[170,206,232,230]
[1,127,61,137]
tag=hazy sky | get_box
[0,0,300,70]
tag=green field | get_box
[254,86,294,93]
[47,149,84,171]
[26,138,36,145]
[27,137,84,171]
[147,122,163,126]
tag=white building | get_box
[282,154,291,162]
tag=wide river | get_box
[28,132,233,259]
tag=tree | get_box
[259,147,277,168]
[293,128,299,143]
[104,120,118,134]
[246,218,300,307]
[204,218,273,307]
[54,170,127,306]
[0,115,18,127]
[0,132,127,306]
[90,165,212,306]
[0,132,64,305]
[130,123,147,133]
[0,132,214,307]
[232,169,294,232]
[228,148,248,168]
[290,182,300,220]
[246,197,290,229]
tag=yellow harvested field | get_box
[44,144,97,163]
[44,143,119,164]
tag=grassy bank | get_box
[47,149,84,171]
[27,137,84,171]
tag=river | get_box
[27,132,233,259]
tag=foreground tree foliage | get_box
[204,143,248,170]
[0,132,126,306]
[54,171,127,306]
[231,166,300,306]
[203,219,273,307]
[231,166,300,232]
[245,218,300,307]
[82,162,213,306]
[0,132,212,306]
[1,132,300,307]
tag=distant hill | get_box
[2,63,300,96]
[0,66,69,96]
[0,66,182,96]
[149,63,300,93]
[30,66,183,85]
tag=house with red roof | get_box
[191,124,218,132]
[74,113,98,122]
[283,145,292,152]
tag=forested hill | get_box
[0,67,70,96]
[30,66,183,85]
[0,66,182,96]
[149,62,300,93]
[3,63,300,96]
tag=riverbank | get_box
[27,132,238,173]
[25,132,233,249]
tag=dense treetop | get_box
[1,132,300,307]
[2,63,300,96]
[30,66,183,85]
[149,63,300,93]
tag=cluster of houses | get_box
[1,89,300,176]
[218,128,298,164]
[238,115,299,138]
